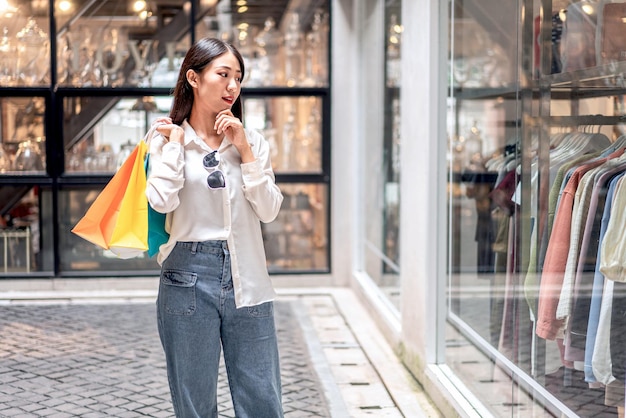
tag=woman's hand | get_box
[155,120,185,145]
[215,109,254,162]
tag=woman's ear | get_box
[186,69,198,88]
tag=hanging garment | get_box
[564,164,626,368]
[585,173,624,386]
[537,148,625,340]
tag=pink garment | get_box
[536,148,625,340]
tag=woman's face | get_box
[189,51,242,115]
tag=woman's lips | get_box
[222,96,234,104]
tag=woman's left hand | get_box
[215,109,254,162]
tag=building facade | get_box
[340,0,626,416]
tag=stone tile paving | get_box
[0,301,331,417]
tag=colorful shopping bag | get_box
[145,153,169,257]
[72,141,149,259]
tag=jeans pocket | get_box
[246,301,273,318]
[160,269,197,316]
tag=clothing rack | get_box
[549,115,626,126]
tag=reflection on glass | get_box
[59,25,99,87]
[95,27,127,87]
[127,39,159,87]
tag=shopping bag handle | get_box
[142,123,159,147]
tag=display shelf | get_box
[0,175,52,184]
[545,61,626,88]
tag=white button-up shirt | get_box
[145,120,283,307]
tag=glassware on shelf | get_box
[284,12,304,87]
[281,107,297,170]
[254,17,282,86]
[96,144,115,172]
[66,145,84,172]
[0,144,10,172]
[116,140,135,170]
[303,11,326,87]
[15,18,49,86]
[297,107,321,171]
[0,26,15,86]
[82,145,99,172]
[232,24,253,85]
[13,139,44,171]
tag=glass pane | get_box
[0,186,53,275]
[263,183,328,273]
[244,96,323,173]
[0,97,46,174]
[204,1,329,87]
[360,0,402,310]
[55,1,191,88]
[447,0,626,416]
[447,0,523,416]
[64,96,171,173]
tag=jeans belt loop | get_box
[191,242,198,254]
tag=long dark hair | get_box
[169,38,245,125]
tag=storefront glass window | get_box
[359,0,402,310]
[447,0,626,416]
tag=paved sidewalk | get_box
[0,287,440,417]
[0,300,333,417]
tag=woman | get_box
[145,37,284,418]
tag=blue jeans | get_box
[157,240,283,418]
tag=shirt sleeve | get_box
[145,133,185,214]
[240,130,283,223]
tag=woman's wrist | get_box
[238,144,254,163]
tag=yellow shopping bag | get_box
[72,140,149,259]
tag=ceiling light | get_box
[0,0,17,17]
[581,3,595,15]
[58,0,72,13]
[133,0,147,12]
[139,9,152,20]
[237,6,248,13]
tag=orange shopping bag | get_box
[72,140,149,259]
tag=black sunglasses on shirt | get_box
[203,150,226,189]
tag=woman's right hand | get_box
[154,119,185,145]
